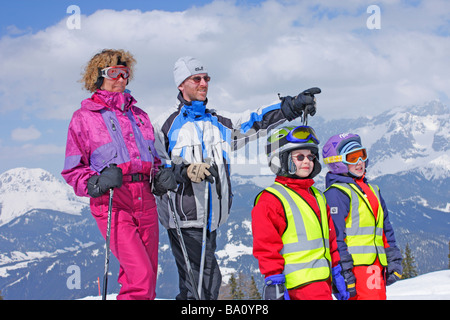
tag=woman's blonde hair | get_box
[81,49,136,92]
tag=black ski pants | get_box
[168,228,222,300]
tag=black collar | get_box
[177,91,208,108]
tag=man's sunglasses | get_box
[189,75,211,83]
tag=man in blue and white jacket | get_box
[153,56,320,300]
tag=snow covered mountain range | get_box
[0,100,448,300]
[0,168,88,226]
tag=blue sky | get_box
[0,0,449,178]
[0,1,206,33]
[0,0,263,36]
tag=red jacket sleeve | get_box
[252,191,287,278]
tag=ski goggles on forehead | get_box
[100,66,130,80]
[286,126,320,144]
[324,147,368,165]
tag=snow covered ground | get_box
[80,270,450,300]
[79,294,118,300]
[387,270,450,300]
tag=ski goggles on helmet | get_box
[324,147,368,165]
[100,66,130,80]
[286,126,320,144]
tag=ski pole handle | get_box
[102,164,116,300]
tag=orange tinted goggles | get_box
[343,148,368,164]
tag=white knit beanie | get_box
[173,56,208,87]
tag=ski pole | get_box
[102,163,118,300]
[167,191,201,300]
[197,187,208,300]
[197,159,219,299]
[102,186,114,300]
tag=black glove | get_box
[206,163,222,199]
[207,162,219,180]
[87,164,123,198]
[385,247,403,285]
[280,87,321,121]
[340,252,357,297]
[152,167,178,196]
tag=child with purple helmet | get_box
[322,133,402,300]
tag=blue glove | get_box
[332,265,350,300]
[263,274,290,300]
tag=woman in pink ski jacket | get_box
[61,49,161,300]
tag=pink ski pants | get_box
[90,181,158,300]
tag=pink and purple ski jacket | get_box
[62,89,161,196]
[61,89,162,299]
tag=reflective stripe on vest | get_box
[330,183,387,266]
[256,182,331,289]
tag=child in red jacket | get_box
[252,126,348,300]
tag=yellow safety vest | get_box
[255,182,331,289]
[327,183,387,266]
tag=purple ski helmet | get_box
[322,133,368,174]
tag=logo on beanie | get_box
[195,66,204,72]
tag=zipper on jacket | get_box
[148,146,155,166]
[110,118,116,131]
[178,184,188,221]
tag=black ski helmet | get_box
[266,125,321,178]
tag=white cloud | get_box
[21,143,64,156]
[0,143,64,159]
[11,125,42,141]
[5,25,32,36]
[0,0,449,124]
